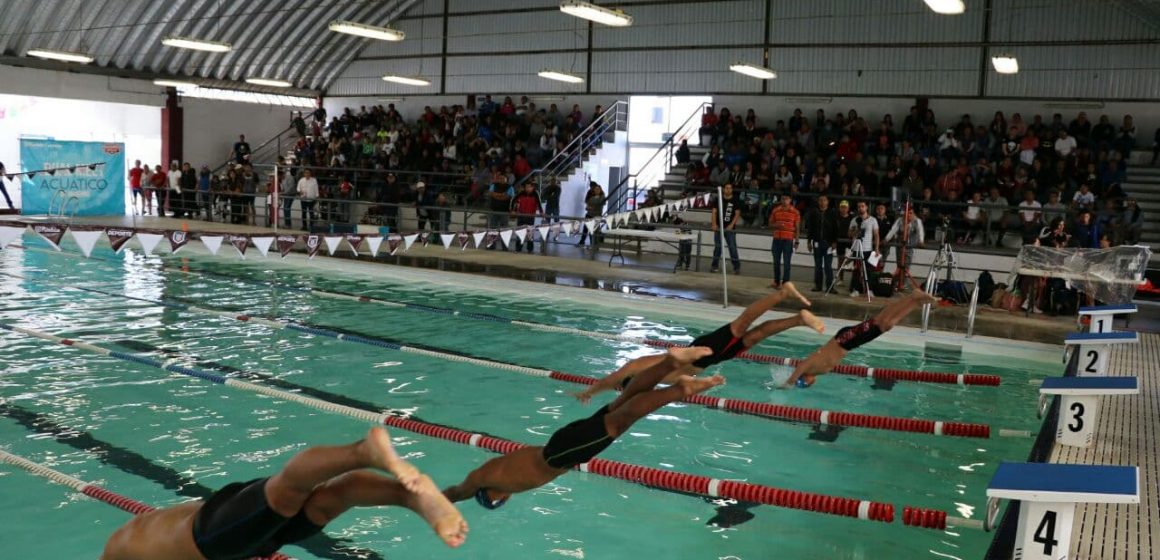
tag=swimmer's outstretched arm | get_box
[571,353,670,404]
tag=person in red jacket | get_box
[511,182,543,253]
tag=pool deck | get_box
[1051,331,1160,559]
[7,214,1078,343]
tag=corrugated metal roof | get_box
[768,0,984,44]
[592,0,764,49]
[985,44,1160,99]
[768,47,980,96]
[990,0,1160,42]
[0,0,418,92]
[591,48,764,93]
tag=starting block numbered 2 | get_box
[987,462,1139,560]
[1063,332,1137,376]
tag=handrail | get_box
[966,282,981,338]
[63,196,80,222]
[211,125,296,175]
[607,101,712,213]
[516,100,627,190]
[47,190,67,217]
[920,247,942,333]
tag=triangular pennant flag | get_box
[403,233,418,251]
[418,232,431,247]
[166,230,190,254]
[472,231,486,249]
[585,220,596,235]
[701,192,712,205]
[276,234,298,258]
[499,229,513,248]
[441,233,456,250]
[251,236,275,258]
[200,235,224,256]
[304,234,322,259]
[514,228,527,243]
[536,226,549,241]
[550,223,561,234]
[228,234,250,259]
[0,225,25,249]
[563,221,574,235]
[387,234,403,255]
[365,236,384,257]
[345,234,364,256]
[136,232,164,256]
[31,223,67,250]
[458,232,470,250]
[69,229,102,258]
[323,236,342,256]
[629,211,638,222]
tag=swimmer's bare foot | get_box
[799,309,825,334]
[676,374,726,396]
[363,427,421,491]
[404,474,469,548]
[670,345,712,365]
[780,281,811,307]
[909,289,939,305]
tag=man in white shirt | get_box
[1017,189,1042,243]
[296,168,320,231]
[1071,182,1096,211]
[883,205,924,272]
[1054,129,1077,158]
[848,201,879,297]
[166,161,182,216]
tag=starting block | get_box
[1063,332,1137,376]
[1038,377,1139,448]
[1077,304,1137,333]
[986,462,1139,560]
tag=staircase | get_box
[517,100,627,192]
[606,101,712,215]
[211,126,297,175]
[1123,166,1160,248]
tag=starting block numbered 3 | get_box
[987,462,1139,560]
[1038,377,1139,448]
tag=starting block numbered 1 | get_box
[987,462,1139,560]
[1078,304,1137,333]
[1038,377,1139,448]
[1063,332,1138,376]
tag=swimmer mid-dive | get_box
[444,346,723,509]
[100,427,467,560]
[784,289,939,388]
[572,282,821,404]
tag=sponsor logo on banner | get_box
[166,230,189,253]
[457,232,470,250]
[106,228,135,253]
[102,144,122,155]
[31,223,66,249]
[345,234,364,256]
[277,235,298,257]
[228,234,250,256]
[387,234,402,255]
[419,232,430,246]
[484,231,499,249]
[305,235,321,258]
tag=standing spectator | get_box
[414,181,437,231]
[380,173,402,231]
[487,176,514,247]
[699,106,719,146]
[147,164,166,216]
[240,165,259,225]
[542,178,561,223]
[577,182,605,247]
[1017,189,1042,243]
[768,193,801,288]
[1116,115,1137,158]
[883,205,925,272]
[197,165,212,220]
[1070,210,1099,248]
[335,175,354,224]
[1121,197,1143,244]
[873,202,894,265]
[848,201,879,298]
[803,194,838,292]
[710,183,742,274]
[278,164,296,228]
[297,168,320,231]
[127,160,144,215]
[166,161,182,216]
[178,162,197,218]
[511,182,543,253]
[232,134,251,164]
[960,190,986,244]
[983,186,1011,247]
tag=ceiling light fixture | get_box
[245,77,293,88]
[26,48,94,64]
[538,70,585,84]
[559,1,632,27]
[161,36,232,53]
[923,0,965,15]
[153,79,198,88]
[382,75,431,86]
[729,62,777,80]
[991,54,1019,74]
[329,20,406,41]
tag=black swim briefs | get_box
[192,478,324,560]
[833,319,884,352]
[541,405,614,469]
[689,323,749,368]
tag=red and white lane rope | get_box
[0,449,294,560]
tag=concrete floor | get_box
[12,213,1080,343]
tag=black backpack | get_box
[976,271,996,304]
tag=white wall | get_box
[324,94,624,123]
[180,98,295,168]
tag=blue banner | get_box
[19,138,126,216]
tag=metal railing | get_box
[517,100,628,192]
[966,282,981,338]
[607,101,712,214]
[210,126,297,176]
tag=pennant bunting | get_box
[584,220,596,235]
[365,236,384,257]
[304,235,322,259]
[563,221,574,236]
[514,228,527,244]
[418,232,431,247]
[276,234,298,258]
[251,236,275,258]
[441,233,456,250]
[458,232,470,250]
[472,231,487,249]
[228,234,250,259]
[166,230,190,254]
[69,228,102,258]
[536,226,549,241]
[200,235,224,256]
[323,236,343,256]
[345,234,364,256]
[403,234,418,252]
[498,229,512,248]
[136,233,164,256]
[387,234,403,255]
[31,223,67,250]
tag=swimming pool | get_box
[0,234,1061,559]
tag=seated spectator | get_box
[1017,189,1043,243]
[1040,216,1070,248]
[960,190,985,244]
[675,139,691,164]
[1071,182,1096,212]
[935,165,965,201]
[1042,190,1067,224]
[982,186,1011,247]
[1055,129,1078,159]
[1070,209,1100,248]
[709,160,730,186]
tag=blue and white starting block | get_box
[1038,376,1139,448]
[1063,331,1138,376]
[987,462,1139,560]
[1077,304,1137,333]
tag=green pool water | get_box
[0,235,1061,560]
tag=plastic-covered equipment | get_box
[1012,245,1152,305]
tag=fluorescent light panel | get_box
[382,75,431,86]
[729,63,777,80]
[328,20,405,41]
[559,1,632,27]
[26,48,93,64]
[991,55,1019,74]
[538,70,585,83]
[153,79,197,88]
[161,36,232,53]
[245,77,293,87]
[923,0,965,14]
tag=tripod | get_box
[827,238,872,302]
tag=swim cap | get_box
[475,488,509,510]
[769,365,809,388]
